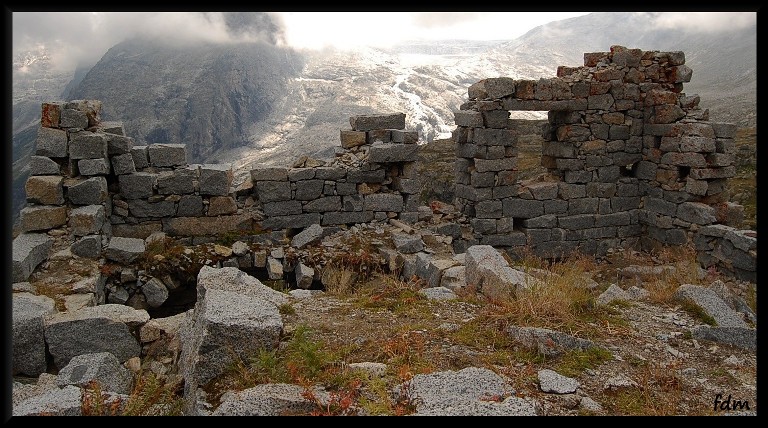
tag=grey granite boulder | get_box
[12,385,82,416]
[391,232,424,254]
[142,277,170,308]
[12,293,56,376]
[394,367,537,416]
[465,245,537,299]
[538,369,580,394]
[676,284,748,328]
[180,266,287,415]
[690,326,756,351]
[213,383,330,416]
[44,305,148,368]
[291,224,324,249]
[67,176,108,205]
[56,352,133,394]
[12,233,53,282]
[419,286,457,301]
[105,237,146,264]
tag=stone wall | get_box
[250,113,421,229]
[453,45,755,280]
[14,103,422,283]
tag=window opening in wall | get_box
[508,112,549,181]
[678,166,691,180]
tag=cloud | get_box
[12,12,286,71]
[648,12,756,32]
[410,12,486,28]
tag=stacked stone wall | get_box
[250,113,422,229]
[453,45,752,276]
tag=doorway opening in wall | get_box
[508,112,548,182]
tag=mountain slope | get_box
[67,37,304,162]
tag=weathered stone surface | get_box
[208,196,238,216]
[302,196,340,213]
[68,176,108,205]
[677,202,717,225]
[12,293,56,376]
[291,224,324,249]
[69,205,105,236]
[105,132,132,155]
[507,326,599,356]
[690,326,755,351]
[142,277,170,308]
[263,213,322,230]
[104,237,146,264]
[69,132,108,159]
[19,205,67,232]
[441,266,466,291]
[175,195,203,217]
[596,284,630,306]
[212,383,329,416]
[111,153,136,175]
[180,267,286,413]
[267,256,283,280]
[163,214,255,236]
[503,199,544,219]
[119,172,157,200]
[148,143,187,167]
[295,263,314,289]
[251,167,289,182]
[391,232,424,254]
[364,193,403,212]
[78,158,110,175]
[70,235,102,259]
[256,180,291,203]
[368,143,419,163]
[131,145,149,169]
[35,127,68,157]
[419,286,457,301]
[156,169,195,195]
[393,367,536,416]
[45,308,144,368]
[128,199,176,218]
[349,113,406,131]
[12,233,53,282]
[56,352,133,394]
[465,245,536,299]
[675,284,748,328]
[25,175,64,205]
[538,369,580,394]
[198,164,233,196]
[29,156,61,175]
[12,385,82,416]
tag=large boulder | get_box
[465,245,538,299]
[180,266,287,415]
[44,305,148,368]
[12,385,82,416]
[12,293,56,376]
[212,383,330,416]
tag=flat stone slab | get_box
[507,326,599,357]
[391,232,424,254]
[349,113,406,131]
[56,352,133,394]
[104,237,146,264]
[538,369,580,394]
[419,286,457,301]
[44,306,145,368]
[676,284,748,328]
[291,224,324,249]
[691,325,756,351]
[212,383,330,416]
[12,233,53,282]
[12,385,82,416]
[393,367,538,416]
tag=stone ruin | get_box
[10,45,757,415]
[453,45,755,281]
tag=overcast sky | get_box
[12,11,757,71]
